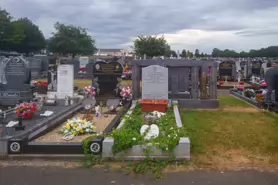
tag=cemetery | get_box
[0,55,278,170]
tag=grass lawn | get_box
[219,95,252,108]
[180,96,278,169]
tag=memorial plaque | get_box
[92,61,123,94]
[142,65,168,100]
[219,62,233,76]
[57,65,74,98]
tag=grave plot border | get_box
[102,100,191,161]
[230,90,260,108]
[4,101,131,156]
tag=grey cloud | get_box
[1,0,278,51]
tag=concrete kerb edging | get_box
[230,91,260,108]
[102,100,190,160]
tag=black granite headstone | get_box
[264,67,278,103]
[0,57,32,106]
[27,57,43,79]
[219,61,233,77]
[252,61,262,76]
[92,61,123,95]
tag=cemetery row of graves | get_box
[0,55,278,174]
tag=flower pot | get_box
[22,113,33,120]
[35,88,47,94]
[140,100,168,113]
[239,82,245,85]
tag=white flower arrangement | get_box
[61,118,95,136]
[120,86,132,100]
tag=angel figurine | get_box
[95,105,101,118]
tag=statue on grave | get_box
[48,68,57,91]
[200,72,207,98]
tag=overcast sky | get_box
[1,0,278,53]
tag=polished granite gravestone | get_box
[218,61,236,80]
[142,65,168,100]
[26,57,43,79]
[0,57,32,106]
[265,67,278,103]
[252,61,262,76]
[92,61,123,95]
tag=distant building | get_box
[95,49,129,56]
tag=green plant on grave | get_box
[109,103,188,178]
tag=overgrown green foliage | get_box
[48,22,97,58]
[110,102,186,154]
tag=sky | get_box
[1,0,278,53]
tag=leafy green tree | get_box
[171,50,177,57]
[181,49,187,57]
[186,50,193,58]
[9,18,45,55]
[164,44,171,57]
[48,22,97,58]
[133,35,168,58]
[0,8,13,51]
[200,52,204,57]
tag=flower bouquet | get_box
[239,81,245,85]
[31,80,48,94]
[82,86,96,98]
[61,118,95,136]
[219,81,224,85]
[255,94,264,102]
[16,102,38,120]
[120,86,132,101]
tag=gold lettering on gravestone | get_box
[220,63,232,69]
[100,64,121,74]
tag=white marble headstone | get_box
[142,65,168,100]
[57,65,74,99]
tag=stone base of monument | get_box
[102,137,190,161]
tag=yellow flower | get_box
[66,124,71,130]
[91,125,94,129]
[81,129,84,134]
[73,131,77,135]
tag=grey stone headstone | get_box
[142,65,168,100]
[33,55,49,71]
[0,57,32,106]
[264,67,278,102]
[82,98,96,109]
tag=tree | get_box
[181,49,186,57]
[164,44,171,57]
[0,8,13,51]
[9,18,45,55]
[194,49,200,57]
[200,52,204,57]
[48,22,97,58]
[186,50,193,58]
[171,50,177,57]
[133,35,168,58]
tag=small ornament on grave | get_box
[95,105,101,118]
[140,124,159,140]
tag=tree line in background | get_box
[2,7,278,58]
[212,46,278,58]
[0,7,96,57]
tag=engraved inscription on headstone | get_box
[5,57,29,84]
[57,65,74,98]
[142,65,168,100]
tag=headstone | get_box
[61,59,80,76]
[27,57,42,79]
[219,61,233,80]
[57,65,74,99]
[265,67,278,102]
[142,65,168,100]
[92,61,123,95]
[0,57,32,106]
[33,55,49,72]
[252,61,262,76]
[106,98,120,111]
